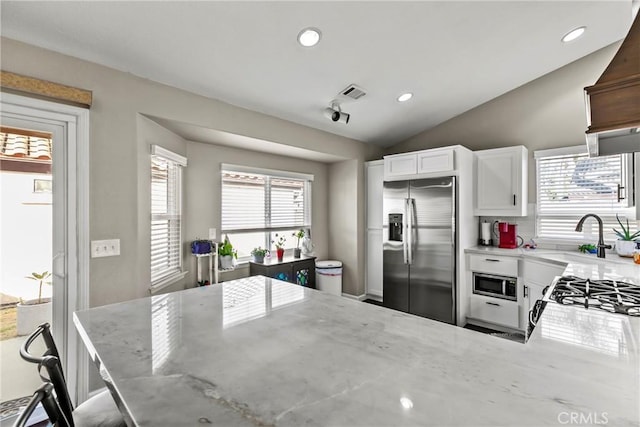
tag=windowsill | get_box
[533,237,619,250]
[220,262,250,271]
[150,271,188,294]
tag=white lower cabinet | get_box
[521,259,566,329]
[467,253,520,330]
[469,255,518,276]
[469,294,520,329]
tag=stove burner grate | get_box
[550,276,640,316]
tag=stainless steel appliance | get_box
[527,275,640,340]
[473,272,517,301]
[383,177,456,324]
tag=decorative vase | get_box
[615,240,636,257]
[16,298,52,336]
[293,248,301,258]
[252,254,265,263]
[276,248,285,261]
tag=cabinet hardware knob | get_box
[513,194,516,206]
[486,301,500,307]
[485,258,500,262]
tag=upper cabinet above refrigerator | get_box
[474,146,528,217]
[384,146,456,181]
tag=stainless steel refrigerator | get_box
[383,177,456,324]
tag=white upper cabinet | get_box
[384,147,456,181]
[417,149,454,174]
[365,160,384,229]
[384,153,417,178]
[474,146,528,216]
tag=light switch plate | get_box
[91,239,120,258]
[209,228,216,240]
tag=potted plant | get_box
[218,236,237,269]
[272,233,286,261]
[17,271,52,336]
[612,214,640,257]
[292,229,305,258]
[578,243,597,254]
[251,247,269,263]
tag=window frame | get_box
[220,164,313,261]
[534,145,635,244]
[150,145,187,291]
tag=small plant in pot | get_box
[218,236,237,269]
[292,229,305,258]
[578,243,597,254]
[272,234,286,261]
[17,271,52,336]
[251,247,269,263]
[612,214,640,257]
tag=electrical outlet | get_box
[209,228,216,240]
[91,239,120,258]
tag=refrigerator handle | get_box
[407,198,414,265]
[403,198,409,264]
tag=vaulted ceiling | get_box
[1,1,634,147]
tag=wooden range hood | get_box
[584,12,640,156]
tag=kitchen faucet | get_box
[575,214,612,258]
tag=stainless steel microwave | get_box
[473,272,517,301]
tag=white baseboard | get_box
[341,293,367,301]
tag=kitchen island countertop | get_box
[74,275,639,426]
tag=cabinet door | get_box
[384,153,417,179]
[268,265,294,283]
[522,281,548,329]
[366,161,384,229]
[417,149,454,175]
[474,146,527,216]
[469,294,520,329]
[520,259,564,328]
[366,229,383,297]
[293,259,316,288]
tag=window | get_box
[535,146,635,241]
[221,164,312,260]
[151,145,187,288]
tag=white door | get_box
[1,94,89,404]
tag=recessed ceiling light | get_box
[562,26,586,43]
[298,28,321,47]
[397,93,413,102]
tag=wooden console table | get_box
[249,255,316,288]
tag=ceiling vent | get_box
[339,84,367,101]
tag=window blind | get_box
[221,170,310,233]
[151,151,184,286]
[536,149,635,240]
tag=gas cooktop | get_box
[548,275,640,316]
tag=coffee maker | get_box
[498,222,518,249]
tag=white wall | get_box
[183,129,330,290]
[328,159,365,296]
[1,37,378,305]
[387,42,621,202]
[0,171,52,300]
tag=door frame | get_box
[1,92,90,404]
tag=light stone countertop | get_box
[74,275,640,427]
